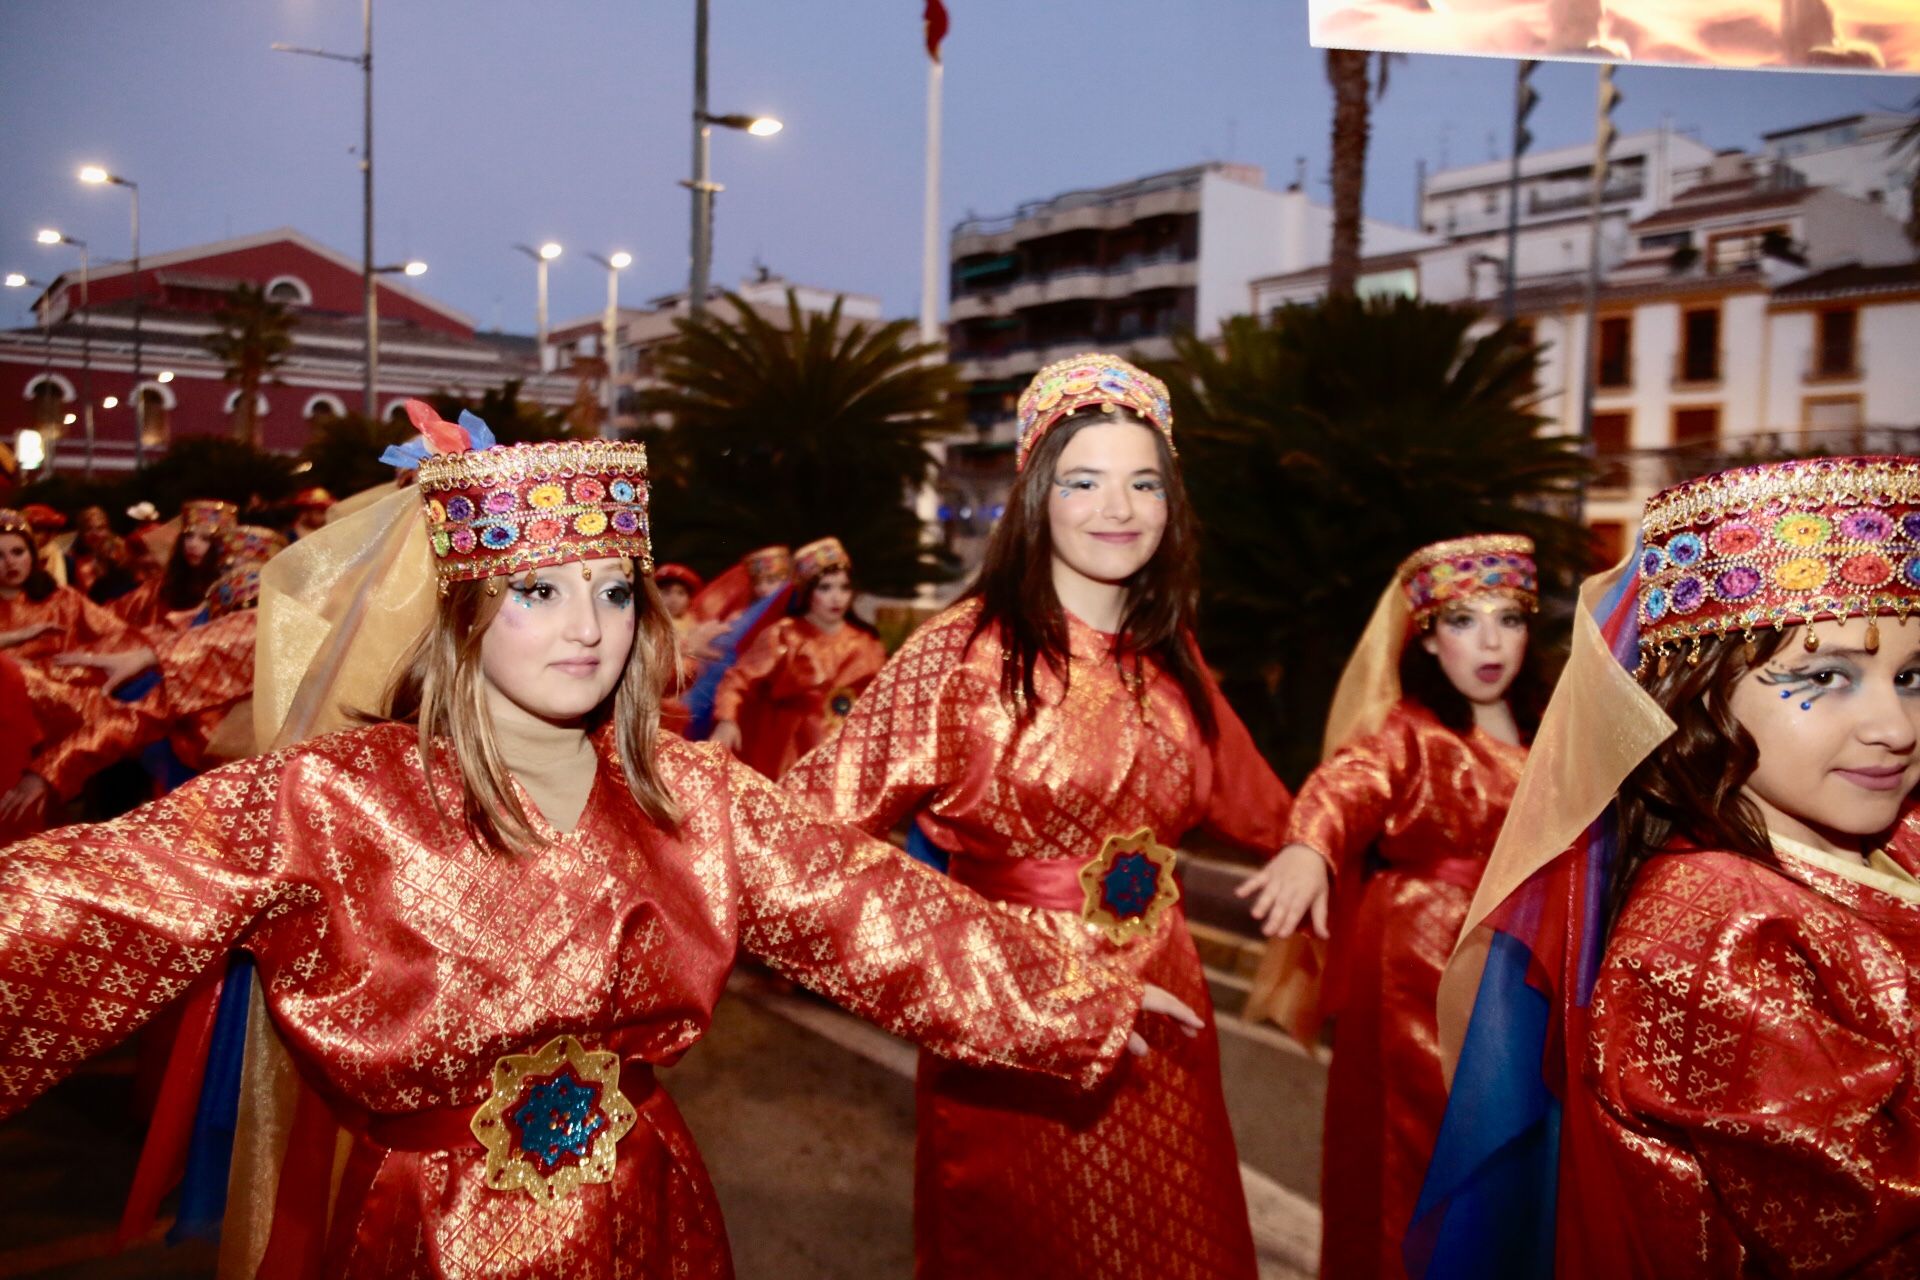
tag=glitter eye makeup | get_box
[1756,663,1846,710]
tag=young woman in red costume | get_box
[1238,534,1544,1280]
[0,403,1200,1280]
[108,498,236,629]
[783,354,1306,1280]
[710,536,888,778]
[1414,455,1920,1278]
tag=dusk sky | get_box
[4,1,1916,335]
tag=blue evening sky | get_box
[3,1,1914,332]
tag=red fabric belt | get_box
[345,1060,658,1153]
[1407,857,1488,892]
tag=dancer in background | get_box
[0,402,1197,1279]
[711,536,886,778]
[110,499,236,629]
[1239,534,1544,1280]
[786,354,1305,1280]
[1411,455,1920,1278]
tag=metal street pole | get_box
[272,1,376,419]
[689,0,712,317]
[40,234,94,477]
[587,252,630,434]
[1575,63,1621,528]
[80,166,145,462]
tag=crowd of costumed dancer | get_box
[1239,531,1546,1280]
[0,393,1203,1278]
[1409,454,1919,1279]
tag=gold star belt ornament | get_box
[1079,827,1181,946]
[469,1035,639,1205]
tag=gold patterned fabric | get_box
[1583,836,1920,1277]
[711,617,887,779]
[783,599,1293,1280]
[0,722,1138,1278]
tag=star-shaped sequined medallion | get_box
[1078,827,1181,946]
[470,1034,638,1205]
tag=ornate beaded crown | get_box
[227,524,288,568]
[745,545,793,587]
[182,499,239,538]
[0,508,29,538]
[1636,455,1920,664]
[1014,353,1175,473]
[391,400,653,586]
[794,536,850,581]
[1397,534,1538,626]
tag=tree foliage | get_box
[636,290,962,595]
[1159,296,1591,781]
[203,284,295,447]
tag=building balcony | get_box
[1670,350,1723,389]
[1590,423,1920,496]
[952,184,1202,258]
[954,333,1179,384]
[1802,344,1865,382]
[951,254,1197,318]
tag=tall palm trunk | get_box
[1325,50,1372,300]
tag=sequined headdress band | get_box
[1397,534,1539,627]
[390,400,654,587]
[793,536,850,582]
[1636,455,1920,669]
[746,545,793,586]
[181,499,239,539]
[1014,353,1175,473]
[0,509,30,539]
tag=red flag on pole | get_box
[924,0,949,62]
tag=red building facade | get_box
[2,228,564,473]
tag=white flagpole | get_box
[919,54,944,347]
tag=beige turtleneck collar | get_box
[485,696,599,836]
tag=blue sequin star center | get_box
[509,1069,607,1173]
[1102,851,1159,919]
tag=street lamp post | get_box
[5,274,54,468]
[37,230,93,477]
[78,165,143,465]
[513,242,563,395]
[366,260,427,422]
[684,0,781,318]
[585,251,630,434]
[273,0,374,418]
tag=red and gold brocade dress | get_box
[782,600,1293,1280]
[711,616,887,779]
[1286,699,1525,1280]
[0,720,1140,1280]
[1578,835,1920,1279]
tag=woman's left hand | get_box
[53,646,157,694]
[1235,844,1332,940]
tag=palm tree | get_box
[1159,297,1590,780]
[426,379,573,446]
[203,284,294,448]
[637,289,961,594]
[1324,50,1403,299]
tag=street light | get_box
[586,251,632,434]
[685,0,781,318]
[513,242,562,391]
[272,0,375,417]
[78,163,145,464]
[156,369,174,383]
[101,395,119,410]
[37,228,94,476]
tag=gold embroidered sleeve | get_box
[153,610,256,719]
[719,751,1139,1090]
[711,620,793,724]
[1590,857,1920,1278]
[0,749,306,1117]
[1283,713,1411,872]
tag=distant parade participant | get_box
[110,498,237,629]
[654,562,704,630]
[1412,455,1920,1278]
[0,401,1200,1279]
[785,354,1304,1280]
[1239,534,1544,1280]
[711,536,887,779]
[677,545,795,737]
[286,486,337,539]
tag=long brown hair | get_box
[967,408,1217,741]
[0,530,58,604]
[162,529,226,610]
[1611,629,1786,922]
[1397,614,1550,741]
[381,565,683,856]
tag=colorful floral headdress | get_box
[1637,454,1920,669]
[1397,534,1539,628]
[388,400,653,588]
[745,545,793,588]
[227,524,288,568]
[0,508,30,539]
[793,536,850,582]
[181,499,239,539]
[1014,353,1175,473]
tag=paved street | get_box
[0,856,1325,1279]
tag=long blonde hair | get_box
[381,567,683,855]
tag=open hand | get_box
[0,772,49,829]
[1235,844,1331,940]
[53,645,157,694]
[1126,982,1205,1057]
